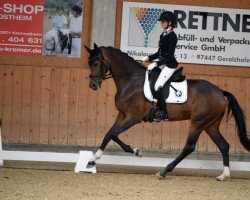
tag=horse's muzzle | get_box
[89,80,101,90]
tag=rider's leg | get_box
[154,66,175,120]
[154,66,175,91]
[156,87,168,119]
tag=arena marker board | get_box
[74,151,97,173]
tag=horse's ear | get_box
[94,43,98,50]
[84,45,92,54]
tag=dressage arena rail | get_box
[0,127,250,174]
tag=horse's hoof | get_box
[87,161,96,168]
[216,174,226,181]
[134,148,142,158]
[216,177,223,181]
[155,172,166,180]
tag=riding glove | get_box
[147,62,157,71]
[141,56,149,62]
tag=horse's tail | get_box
[223,91,250,151]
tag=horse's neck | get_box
[105,49,144,75]
[104,49,145,92]
[110,63,142,77]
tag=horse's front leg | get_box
[87,115,141,167]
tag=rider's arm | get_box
[148,51,159,61]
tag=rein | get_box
[102,71,145,80]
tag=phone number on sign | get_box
[6,37,42,44]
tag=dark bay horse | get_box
[85,44,250,180]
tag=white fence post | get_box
[0,119,3,166]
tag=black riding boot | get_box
[155,87,168,121]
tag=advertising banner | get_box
[43,0,84,58]
[121,2,250,67]
[0,0,44,56]
[0,0,84,58]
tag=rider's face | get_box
[161,20,171,29]
[58,10,63,16]
[71,10,77,18]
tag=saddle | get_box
[143,67,187,122]
[149,67,186,99]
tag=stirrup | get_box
[153,110,168,122]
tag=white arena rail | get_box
[0,125,2,167]
[0,125,250,174]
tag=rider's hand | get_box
[141,56,149,62]
[147,62,157,71]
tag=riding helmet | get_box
[71,5,82,14]
[158,11,177,27]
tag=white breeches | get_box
[154,65,176,91]
[71,38,81,57]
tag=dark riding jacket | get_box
[148,29,178,69]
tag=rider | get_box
[142,11,178,121]
[53,5,67,30]
[69,5,83,57]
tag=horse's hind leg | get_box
[205,118,230,181]
[159,123,203,178]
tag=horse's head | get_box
[45,30,56,52]
[44,29,61,53]
[85,43,109,90]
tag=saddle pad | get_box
[143,71,188,103]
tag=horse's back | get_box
[186,79,227,116]
[187,79,224,97]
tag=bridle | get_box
[88,53,112,82]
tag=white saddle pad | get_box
[143,71,188,103]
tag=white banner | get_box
[120,2,250,67]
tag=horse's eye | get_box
[93,63,98,67]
